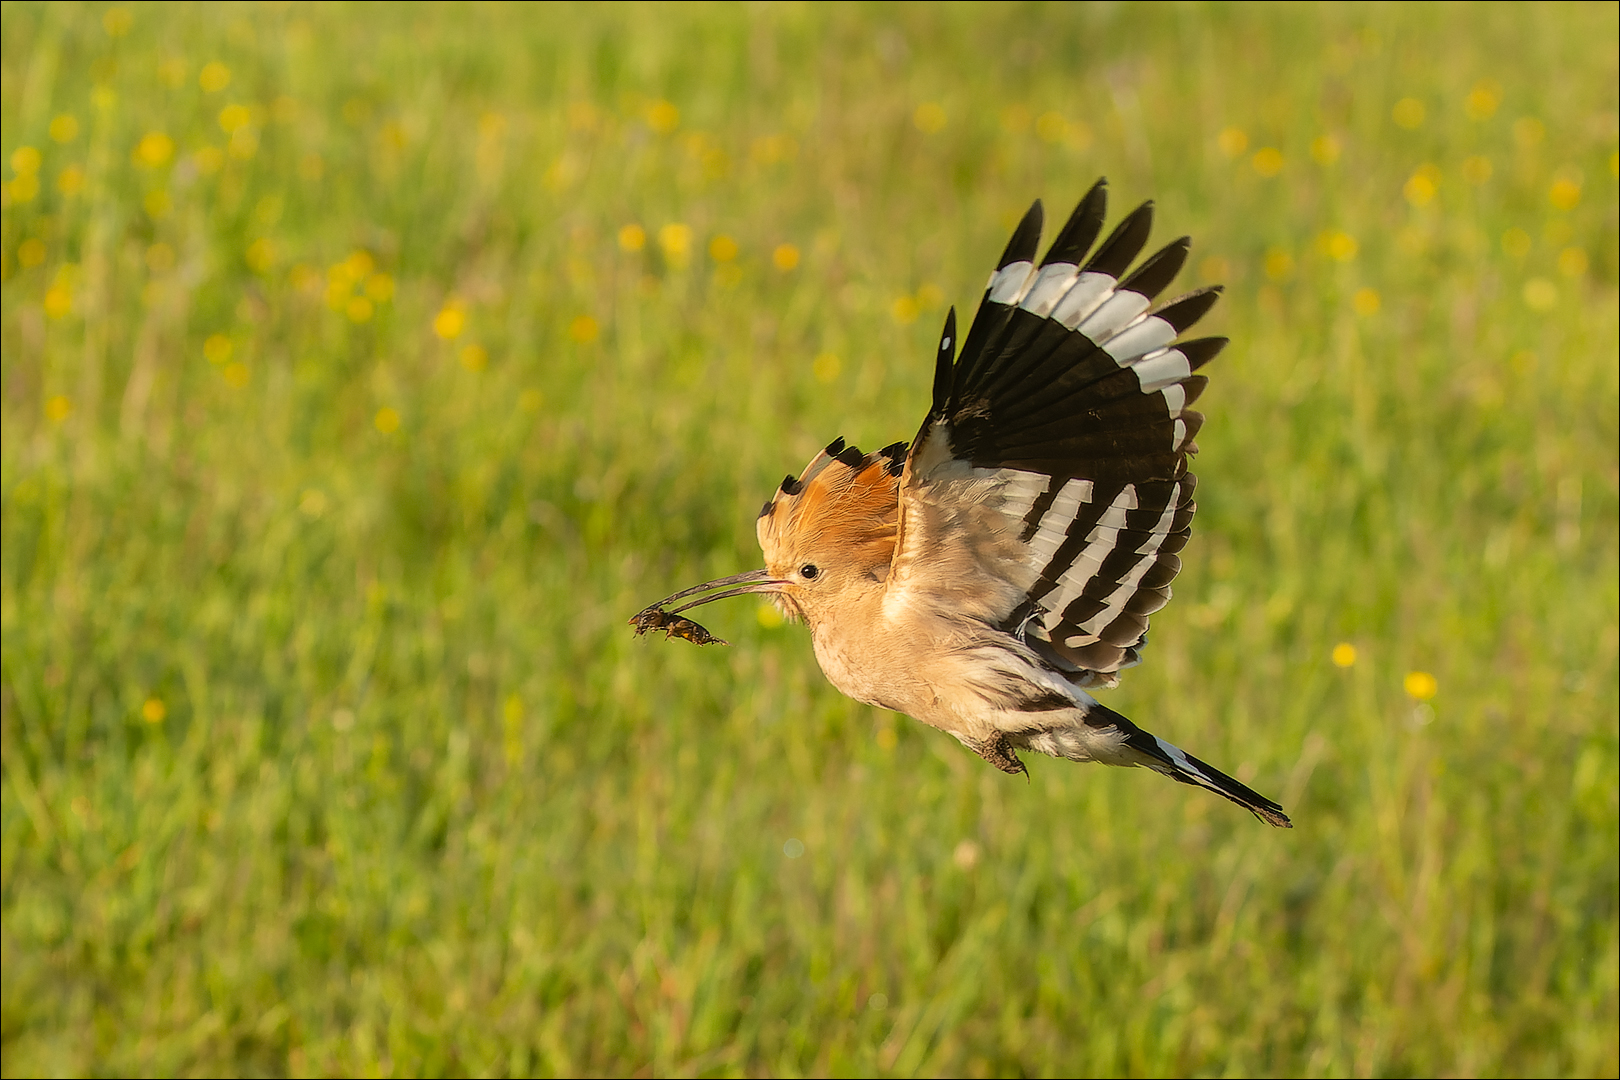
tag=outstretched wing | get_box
[887,179,1225,686]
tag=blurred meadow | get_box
[2,2,1617,1076]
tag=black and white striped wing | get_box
[888,180,1225,686]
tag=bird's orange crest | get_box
[756,437,907,572]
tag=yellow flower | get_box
[245,238,275,274]
[618,224,646,252]
[1403,165,1440,207]
[141,697,167,723]
[916,283,944,309]
[44,286,72,319]
[891,295,920,324]
[228,126,258,160]
[1557,248,1588,278]
[1331,643,1357,668]
[1465,81,1501,120]
[1522,279,1557,311]
[134,132,175,168]
[11,145,41,174]
[708,234,739,262]
[143,189,171,219]
[57,166,85,196]
[1392,98,1425,129]
[459,344,489,372]
[199,61,231,93]
[1318,230,1358,262]
[203,334,233,364]
[374,407,401,434]
[103,7,133,36]
[1251,147,1283,177]
[569,314,600,343]
[772,243,800,271]
[17,238,46,268]
[222,362,250,387]
[432,306,466,340]
[646,100,680,133]
[1403,671,1437,701]
[345,296,374,323]
[1352,288,1381,316]
[48,115,78,143]
[218,103,252,134]
[364,273,394,302]
[913,102,947,133]
[658,223,693,262]
[1217,127,1248,158]
[812,352,841,383]
[1548,174,1581,211]
[44,395,72,422]
[1309,135,1341,166]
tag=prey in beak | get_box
[629,569,786,647]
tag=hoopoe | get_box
[635,179,1292,827]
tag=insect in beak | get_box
[628,569,787,647]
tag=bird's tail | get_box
[1090,702,1293,828]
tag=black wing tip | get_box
[939,307,958,356]
[835,444,866,468]
[1040,179,1111,267]
[1178,337,1229,372]
[997,200,1045,269]
[779,473,802,495]
[1155,286,1224,333]
[824,436,846,457]
[931,308,958,417]
[1120,236,1192,300]
[1083,200,1156,277]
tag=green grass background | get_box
[2,2,1617,1075]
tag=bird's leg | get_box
[966,731,1027,777]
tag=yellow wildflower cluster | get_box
[8,145,43,204]
[326,252,393,323]
[890,282,944,326]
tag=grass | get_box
[1,2,1616,1075]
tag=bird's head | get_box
[641,438,906,631]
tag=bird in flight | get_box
[634,179,1291,827]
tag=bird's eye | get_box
[800,564,819,580]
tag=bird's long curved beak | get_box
[646,568,788,614]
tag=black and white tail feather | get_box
[889,179,1292,828]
